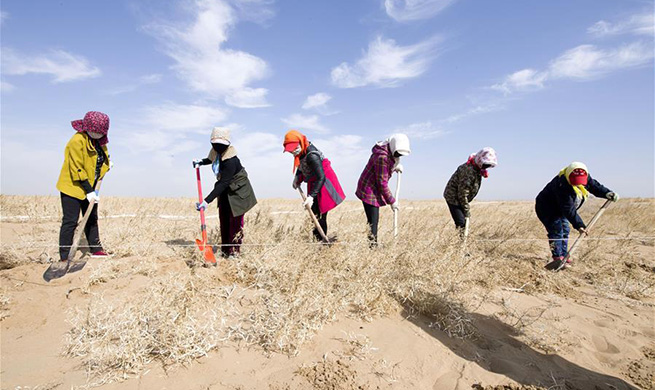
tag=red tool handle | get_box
[196,167,208,244]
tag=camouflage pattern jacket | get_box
[443,162,482,216]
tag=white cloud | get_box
[225,87,270,108]
[491,68,548,95]
[140,73,163,84]
[281,113,330,134]
[107,73,163,95]
[1,80,15,92]
[1,48,100,83]
[1,11,8,25]
[384,0,457,22]
[445,103,504,123]
[548,42,653,80]
[391,121,446,140]
[331,36,440,88]
[119,102,228,167]
[492,41,653,94]
[145,0,270,107]
[302,93,332,110]
[141,103,229,133]
[588,11,654,37]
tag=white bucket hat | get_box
[210,127,231,145]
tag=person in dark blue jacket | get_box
[535,162,619,268]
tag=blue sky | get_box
[1,0,653,200]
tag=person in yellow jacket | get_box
[56,111,112,262]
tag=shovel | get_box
[195,167,217,265]
[393,172,402,238]
[298,187,330,243]
[546,199,612,271]
[43,179,103,282]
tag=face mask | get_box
[87,131,104,139]
[291,145,302,156]
[212,143,229,154]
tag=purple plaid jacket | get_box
[356,143,396,207]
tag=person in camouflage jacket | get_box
[443,147,497,233]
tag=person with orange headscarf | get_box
[283,130,346,241]
[536,162,618,269]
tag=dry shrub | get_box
[65,271,241,386]
[1,196,649,383]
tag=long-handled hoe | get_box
[298,187,330,243]
[195,167,217,265]
[43,179,103,282]
[546,199,612,271]
[393,172,402,238]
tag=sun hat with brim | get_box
[211,138,230,145]
[284,142,300,153]
[71,111,110,145]
[569,169,588,186]
[210,126,231,145]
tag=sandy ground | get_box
[1,198,654,390]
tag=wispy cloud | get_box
[445,103,504,123]
[549,42,653,80]
[120,102,228,167]
[492,41,653,94]
[1,80,16,93]
[1,11,8,25]
[281,113,330,134]
[588,11,654,37]
[224,87,270,108]
[302,93,332,110]
[391,121,446,140]
[144,0,271,108]
[107,73,162,95]
[384,0,457,22]
[141,103,229,133]
[491,68,548,95]
[1,48,100,83]
[331,36,440,88]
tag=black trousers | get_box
[447,202,467,229]
[59,192,102,260]
[362,202,380,244]
[311,201,328,240]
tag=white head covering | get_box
[210,127,231,145]
[388,133,411,156]
[473,147,497,168]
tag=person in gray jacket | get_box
[193,127,257,258]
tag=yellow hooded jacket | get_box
[56,132,110,200]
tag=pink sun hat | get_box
[71,111,110,145]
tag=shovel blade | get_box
[196,238,217,264]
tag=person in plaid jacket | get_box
[356,134,410,245]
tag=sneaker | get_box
[90,250,111,259]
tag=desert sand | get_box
[1,196,653,390]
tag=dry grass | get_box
[1,195,653,385]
